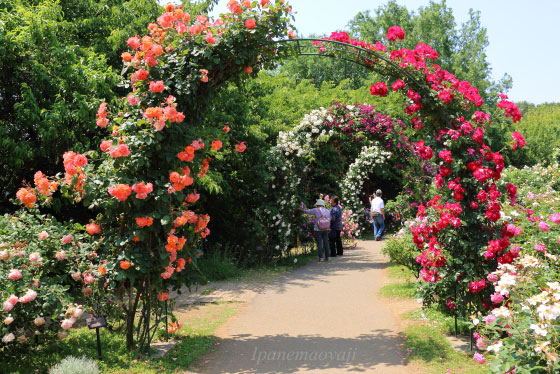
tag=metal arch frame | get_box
[271,38,452,128]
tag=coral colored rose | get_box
[205,32,216,44]
[211,140,222,151]
[82,288,92,296]
[120,260,131,270]
[244,66,253,73]
[245,18,256,29]
[132,69,149,82]
[121,52,132,62]
[127,36,141,49]
[98,265,106,275]
[108,184,132,201]
[16,187,37,208]
[157,292,169,301]
[4,315,14,325]
[136,217,153,227]
[86,223,101,235]
[62,234,73,244]
[8,269,22,280]
[55,251,67,261]
[100,140,112,152]
[235,142,247,152]
[149,80,165,93]
[261,0,270,5]
[223,126,230,133]
[132,182,153,199]
[71,271,81,280]
[34,316,45,326]
[186,192,200,203]
[109,144,131,158]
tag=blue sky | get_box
[209,0,560,104]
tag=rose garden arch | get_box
[8,2,525,352]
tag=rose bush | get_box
[469,161,560,372]
[9,0,295,350]
[0,209,99,348]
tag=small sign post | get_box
[86,316,108,360]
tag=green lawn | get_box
[378,264,488,374]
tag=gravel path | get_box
[189,240,417,374]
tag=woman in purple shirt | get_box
[301,199,331,261]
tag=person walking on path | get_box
[302,199,331,261]
[369,189,385,241]
[329,195,343,256]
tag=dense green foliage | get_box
[0,0,162,210]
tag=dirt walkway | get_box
[184,239,418,374]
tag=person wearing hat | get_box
[369,189,385,241]
[301,199,331,261]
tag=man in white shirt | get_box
[369,189,385,241]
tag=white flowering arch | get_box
[340,143,393,235]
[260,104,419,254]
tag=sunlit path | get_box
[190,240,416,374]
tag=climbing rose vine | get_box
[9,0,294,350]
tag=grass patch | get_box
[378,282,418,299]
[378,264,418,299]
[1,302,239,374]
[404,324,486,374]
[380,265,484,373]
[405,305,471,335]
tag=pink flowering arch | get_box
[275,28,525,318]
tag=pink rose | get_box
[8,269,22,280]
[55,251,67,261]
[61,234,73,244]
[490,293,504,303]
[83,274,95,284]
[29,252,41,262]
[73,308,83,318]
[535,243,547,252]
[71,271,81,280]
[549,213,560,224]
[3,301,13,312]
[37,231,49,240]
[4,315,14,325]
[17,335,26,343]
[2,333,15,343]
[7,295,18,305]
[487,273,499,283]
[61,318,74,330]
[19,289,37,303]
[538,221,550,231]
[473,352,485,364]
[57,332,68,340]
[0,250,8,261]
[83,288,92,296]
[485,314,496,325]
[34,316,46,326]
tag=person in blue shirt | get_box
[328,196,343,256]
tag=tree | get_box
[348,0,512,104]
